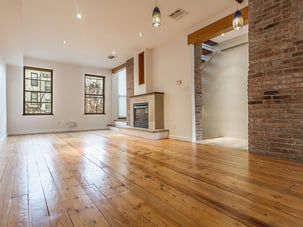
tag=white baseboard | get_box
[0,133,7,141]
[169,135,192,142]
[7,127,109,136]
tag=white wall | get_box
[0,59,7,140]
[0,0,23,66]
[151,34,193,141]
[7,57,112,135]
[0,0,22,139]
[202,35,248,139]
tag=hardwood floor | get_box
[0,130,302,226]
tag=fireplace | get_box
[133,102,148,129]
[130,92,164,130]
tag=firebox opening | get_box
[133,102,148,129]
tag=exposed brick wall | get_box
[126,58,134,125]
[248,0,303,161]
[194,44,203,141]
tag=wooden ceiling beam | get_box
[112,63,126,74]
[187,6,248,45]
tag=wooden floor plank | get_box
[49,211,74,227]
[0,136,22,226]
[66,131,303,224]
[6,195,29,227]
[62,131,303,225]
[0,130,303,226]
[122,143,303,213]
[65,135,246,226]
[68,209,109,227]
[83,185,131,227]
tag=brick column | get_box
[194,44,203,141]
[248,0,303,161]
[126,58,134,126]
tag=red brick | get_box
[249,0,303,162]
[126,58,134,125]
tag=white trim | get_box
[0,133,7,141]
[7,127,109,136]
[169,135,192,142]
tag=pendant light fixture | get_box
[232,0,244,30]
[152,0,161,28]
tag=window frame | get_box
[84,74,105,115]
[23,66,53,116]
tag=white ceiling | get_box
[212,25,249,43]
[1,0,248,69]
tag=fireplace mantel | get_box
[130,92,164,130]
[131,92,164,98]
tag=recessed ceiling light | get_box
[112,51,116,55]
[76,13,82,19]
[138,32,144,37]
[63,40,67,44]
[221,33,225,36]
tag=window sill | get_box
[84,113,106,115]
[23,113,54,116]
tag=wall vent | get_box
[169,8,189,20]
[107,55,116,59]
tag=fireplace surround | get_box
[130,92,164,130]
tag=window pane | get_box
[117,68,126,118]
[25,79,40,92]
[24,66,53,115]
[118,96,126,118]
[41,80,51,92]
[25,91,32,102]
[85,96,104,114]
[117,69,126,96]
[40,72,51,80]
[41,92,52,102]
[41,103,52,114]
[31,92,38,102]
[85,76,103,95]
[25,103,41,114]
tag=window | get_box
[84,74,105,114]
[117,69,126,118]
[23,66,53,115]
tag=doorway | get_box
[198,27,248,150]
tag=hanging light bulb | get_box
[233,1,244,30]
[152,0,161,28]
